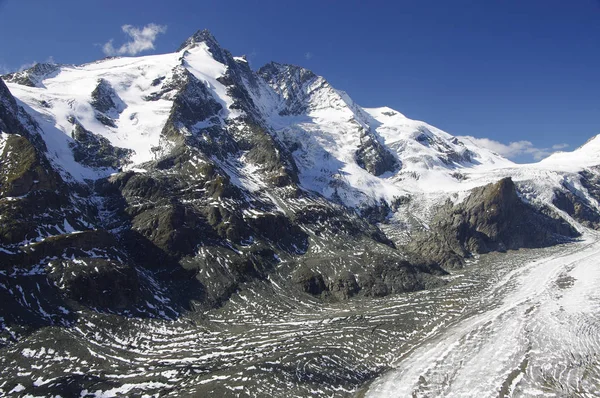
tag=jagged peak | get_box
[2,62,61,88]
[258,62,317,82]
[177,29,221,52]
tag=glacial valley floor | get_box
[2,233,600,397]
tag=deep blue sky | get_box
[1,0,599,162]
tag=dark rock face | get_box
[0,79,48,153]
[69,120,132,169]
[258,62,318,116]
[411,178,580,268]
[355,128,399,176]
[580,168,600,204]
[0,134,61,197]
[292,248,445,301]
[294,267,327,295]
[553,189,600,229]
[414,127,474,166]
[47,258,140,309]
[90,79,123,114]
[90,78,126,127]
[360,261,426,297]
[327,271,360,300]
[164,68,223,132]
[0,78,18,112]
[360,199,392,224]
[552,169,600,230]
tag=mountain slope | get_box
[0,31,456,348]
[2,30,597,307]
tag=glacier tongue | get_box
[367,232,600,397]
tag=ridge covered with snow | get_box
[2,29,598,212]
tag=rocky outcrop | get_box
[355,128,398,176]
[293,266,327,295]
[414,127,474,166]
[579,168,600,204]
[162,68,223,134]
[0,134,61,197]
[90,79,126,127]
[293,252,444,301]
[411,178,580,268]
[69,119,132,169]
[553,189,600,229]
[258,62,318,116]
[47,257,140,309]
[2,63,60,88]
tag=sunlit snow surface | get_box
[5,46,600,212]
[3,46,518,204]
[4,43,234,181]
[7,55,178,178]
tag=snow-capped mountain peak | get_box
[538,133,600,171]
[2,29,594,212]
[177,29,222,53]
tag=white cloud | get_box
[552,143,569,150]
[18,61,37,72]
[459,136,569,161]
[103,23,167,56]
[305,52,313,60]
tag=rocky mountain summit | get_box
[1,29,600,396]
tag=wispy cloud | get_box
[103,23,167,56]
[305,52,313,60]
[18,61,38,71]
[459,136,569,161]
[0,61,35,75]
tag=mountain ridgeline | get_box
[0,29,598,349]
